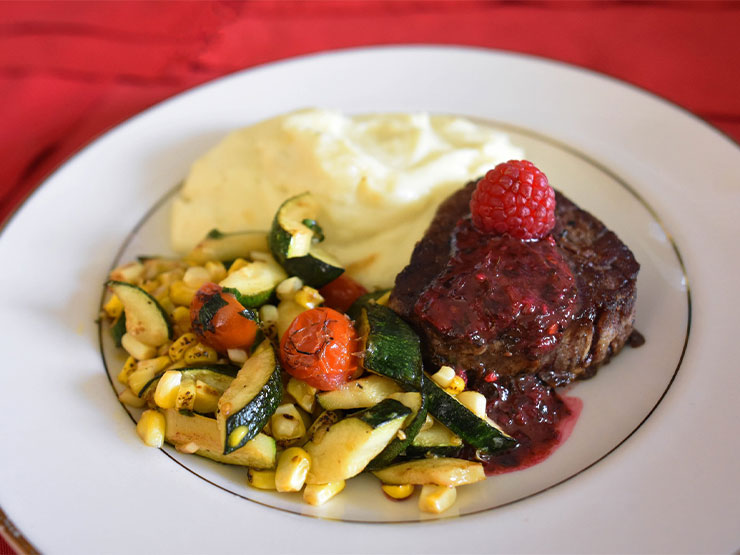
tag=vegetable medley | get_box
[102,192,515,514]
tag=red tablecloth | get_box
[1,1,738,552]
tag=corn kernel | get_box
[376,291,391,306]
[276,277,303,301]
[444,376,466,396]
[109,261,145,284]
[117,356,137,385]
[156,296,176,317]
[169,333,198,361]
[175,442,199,454]
[103,294,124,319]
[430,366,456,389]
[153,370,182,409]
[140,279,160,295]
[157,268,185,287]
[183,266,211,289]
[227,258,249,275]
[169,280,197,306]
[136,410,166,448]
[175,376,197,413]
[183,343,218,364]
[171,306,191,334]
[247,468,277,490]
[303,481,345,506]
[270,404,306,441]
[418,485,456,514]
[205,260,227,282]
[121,333,157,360]
[276,299,306,340]
[127,356,170,397]
[193,380,221,414]
[286,377,317,413]
[456,391,487,418]
[259,304,279,338]
[227,348,248,364]
[118,388,146,408]
[294,286,324,310]
[275,447,311,493]
[156,341,172,357]
[381,483,415,500]
[248,250,272,262]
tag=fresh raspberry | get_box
[470,160,556,240]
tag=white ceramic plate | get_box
[1,46,738,554]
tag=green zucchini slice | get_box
[304,399,411,484]
[135,363,239,400]
[303,410,343,446]
[219,256,287,308]
[405,419,463,459]
[163,409,276,468]
[110,312,127,347]
[217,340,282,454]
[358,303,423,389]
[366,391,428,471]
[187,229,269,264]
[268,193,344,288]
[372,457,485,487]
[422,376,517,454]
[106,280,173,347]
[316,374,403,410]
[346,289,390,322]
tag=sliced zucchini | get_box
[346,289,390,322]
[106,280,173,347]
[422,376,517,454]
[358,303,423,389]
[187,229,269,264]
[366,391,428,471]
[268,193,344,288]
[217,340,282,454]
[316,374,403,410]
[405,419,463,459]
[303,410,343,446]
[110,312,127,347]
[137,364,238,402]
[372,458,485,487]
[286,377,317,413]
[219,256,287,308]
[127,356,171,397]
[305,399,411,484]
[163,409,276,468]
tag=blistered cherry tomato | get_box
[279,307,360,391]
[190,282,259,353]
[319,275,368,313]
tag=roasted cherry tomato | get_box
[280,307,360,391]
[319,275,368,313]
[190,282,259,353]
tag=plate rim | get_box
[0,43,734,552]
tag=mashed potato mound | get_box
[171,109,523,289]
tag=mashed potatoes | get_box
[171,109,523,288]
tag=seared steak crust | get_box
[389,182,639,387]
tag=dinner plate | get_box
[0,46,738,554]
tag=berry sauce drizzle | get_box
[464,373,582,475]
[414,218,577,357]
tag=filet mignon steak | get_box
[388,181,639,387]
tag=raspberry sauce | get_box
[464,373,582,474]
[413,218,577,357]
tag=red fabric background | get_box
[1,1,738,552]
